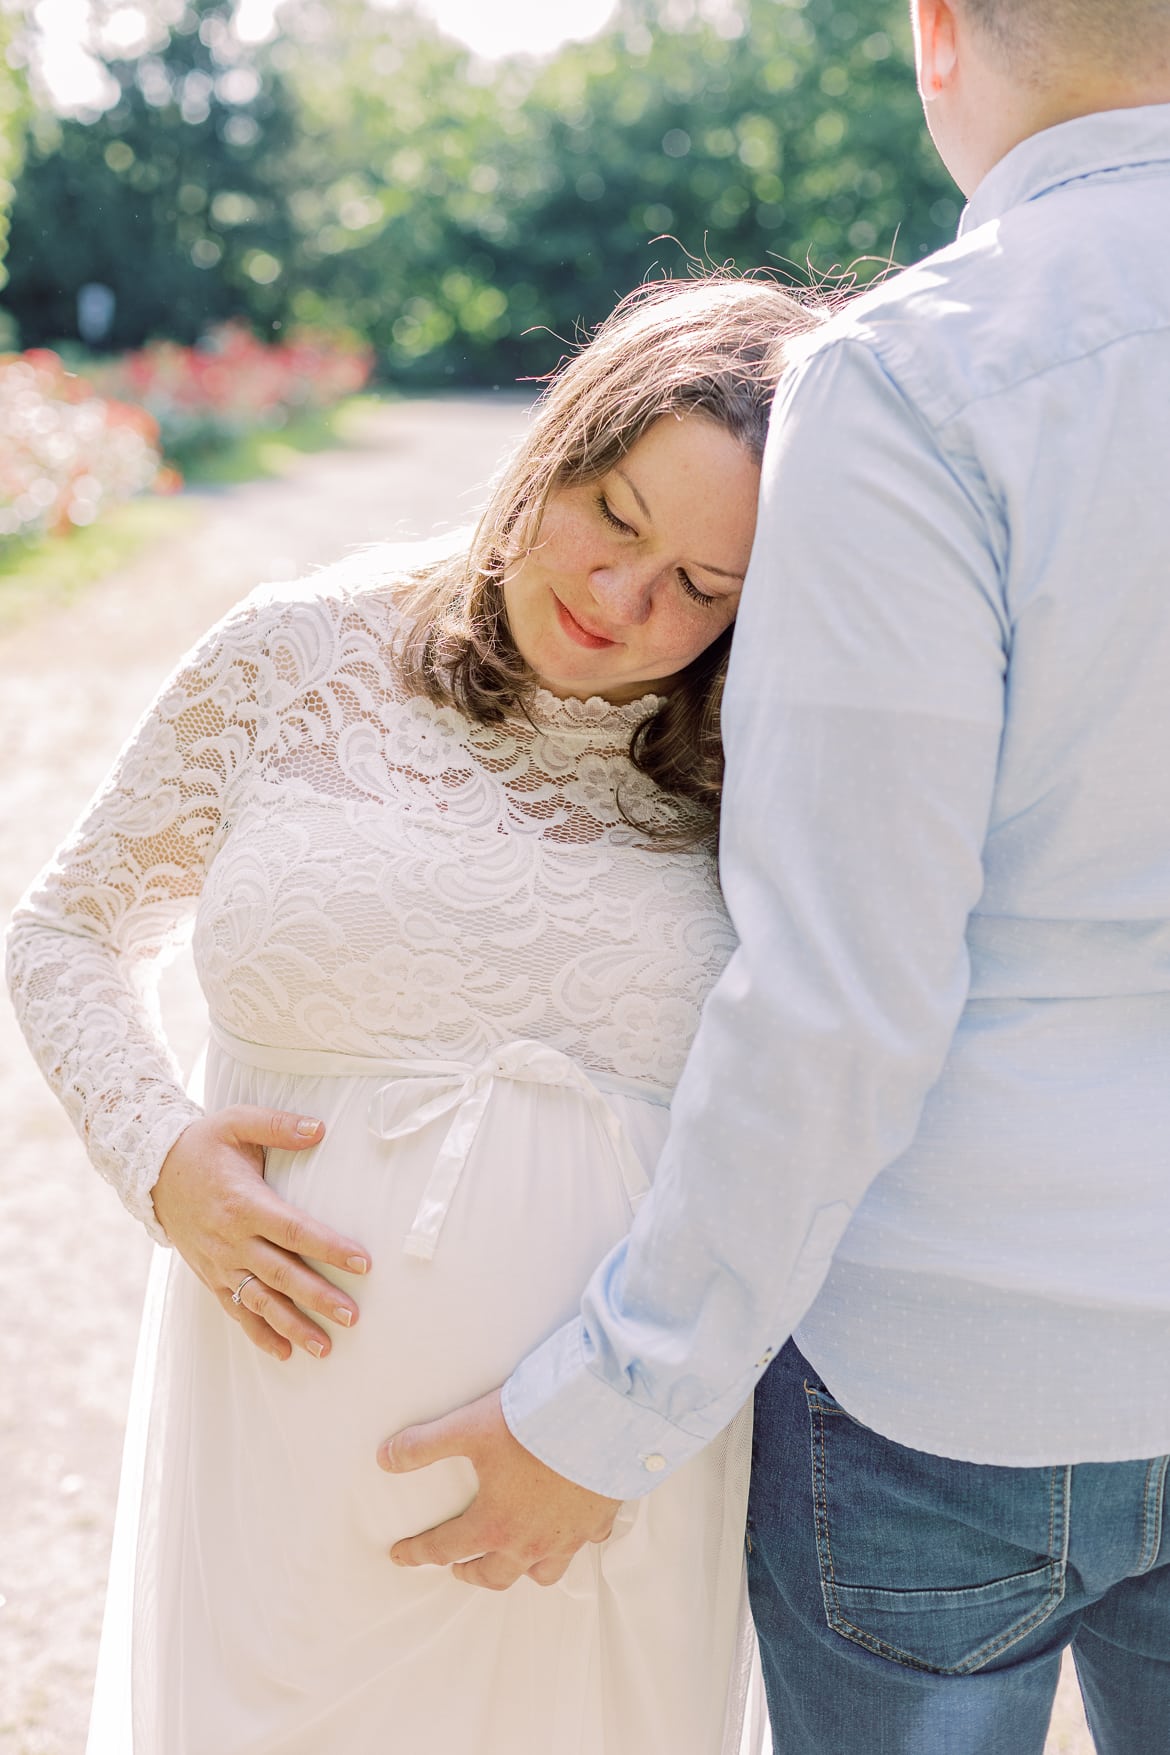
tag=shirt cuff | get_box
[501,1316,714,1501]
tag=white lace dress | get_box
[6,551,765,1755]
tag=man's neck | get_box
[965,79,1170,193]
[1026,71,1170,138]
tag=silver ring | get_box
[231,1272,257,1306]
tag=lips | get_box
[553,594,618,651]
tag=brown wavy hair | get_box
[394,274,825,846]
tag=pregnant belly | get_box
[194,1043,663,1556]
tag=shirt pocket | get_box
[806,1383,1069,1675]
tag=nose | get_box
[587,559,657,627]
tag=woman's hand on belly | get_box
[151,1106,372,1361]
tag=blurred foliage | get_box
[6,0,301,346]
[172,392,382,486]
[3,0,961,384]
[91,319,372,463]
[0,323,370,562]
[0,346,163,542]
[0,1,30,290]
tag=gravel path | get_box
[0,395,1093,1753]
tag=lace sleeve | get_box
[4,591,277,1241]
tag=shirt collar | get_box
[958,102,1170,234]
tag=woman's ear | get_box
[912,0,960,101]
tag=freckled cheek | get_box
[537,504,603,574]
[641,600,734,673]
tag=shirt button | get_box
[641,1453,667,1473]
[756,1348,774,1368]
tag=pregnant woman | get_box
[7,275,818,1753]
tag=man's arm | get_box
[383,333,1010,1571]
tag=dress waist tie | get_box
[210,1026,656,1262]
[368,1039,654,1260]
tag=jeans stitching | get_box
[826,1554,1067,1676]
[808,1398,1070,1677]
[1137,1456,1169,1574]
[808,1386,839,1614]
[1139,1459,1156,1571]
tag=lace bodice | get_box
[6,549,735,1241]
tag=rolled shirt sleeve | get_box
[503,337,1010,1500]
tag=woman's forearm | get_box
[6,909,203,1240]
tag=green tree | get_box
[260,0,958,384]
[0,1,29,293]
[5,0,301,348]
[262,0,513,381]
[3,0,960,380]
[480,0,958,374]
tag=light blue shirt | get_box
[505,106,1170,1496]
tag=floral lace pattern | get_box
[5,551,736,1240]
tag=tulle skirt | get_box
[86,1030,769,1754]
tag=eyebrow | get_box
[613,467,746,582]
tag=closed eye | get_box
[679,571,718,609]
[596,493,635,535]
[598,491,720,608]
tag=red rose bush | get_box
[94,322,374,463]
[0,349,163,547]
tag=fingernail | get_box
[307,1338,326,1358]
[333,1306,354,1327]
[345,1256,369,1274]
[296,1118,321,1138]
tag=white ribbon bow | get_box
[367,1039,652,1261]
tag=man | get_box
[381,3,1170,1746]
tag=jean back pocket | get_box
[807,1384,1070,1676]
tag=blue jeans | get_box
[747,1342,1170,1754]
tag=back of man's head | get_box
[914,0,1170,193]
[962,0,1170,80]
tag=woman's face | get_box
[503,412,761,704]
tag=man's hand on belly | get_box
[378,1390,621,1590]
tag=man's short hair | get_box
[961,0,1170,76]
